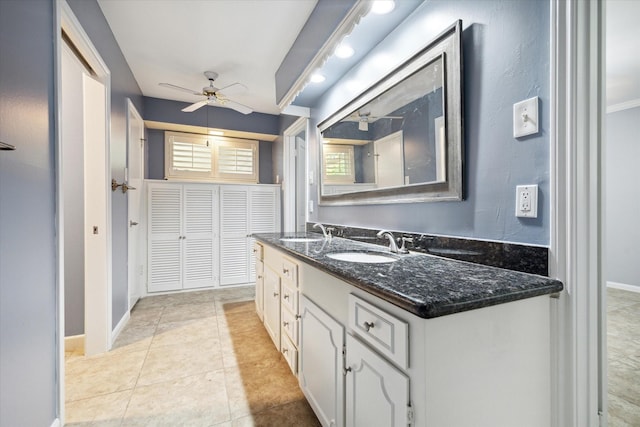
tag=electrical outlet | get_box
[516,185,538,218]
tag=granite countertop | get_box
[253,232,564,319]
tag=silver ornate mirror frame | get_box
[317,20,464,205]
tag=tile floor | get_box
[607,287,640,426]
[65,286,320,426]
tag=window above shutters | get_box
[165,131,259,183]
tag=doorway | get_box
[604,1,640,424]
[127,99,144,309]
[283,118,309,232]
[374,130,404,188]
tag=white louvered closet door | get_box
[249,187,279,281]
[220,186,250,286]
[148,184,182,292]
[182,185,218,289]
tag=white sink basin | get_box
[326,251,399,263]
[280,237,324,243]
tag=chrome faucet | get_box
[377,230,409,254]
[313,223,333,240]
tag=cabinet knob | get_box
[283,293,289,300]
[283,321,289,327]
[273,292,279,298]
[295,314,301,320]
[257,275,263,279]
[343,366,352,375]
[282,348,288,354]
[253,248,257,253]
[364,321,375,331]
[283,268,289,274]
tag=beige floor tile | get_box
[111,324,156,354]
[231,399,321,427]
[137,339,223,387]
[65,389,132,426]
[122,370,230,427]
[158,301,217,324]
[151,317,219,349]
[66,349,147,402]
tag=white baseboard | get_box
[607,281,640,293]
[64,334,85,353]
[111,310,131,344]
[51,418,61,427]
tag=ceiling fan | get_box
[345,111,403,131]
[159,71,253,115]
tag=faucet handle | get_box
[399,236,413,254]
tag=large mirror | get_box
[318,20,463,205]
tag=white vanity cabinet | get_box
[259,245,301,375]
[294,247,553,427]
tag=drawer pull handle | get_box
[283,294,290,300]
[343,366,352,375]
[364,321,375,331]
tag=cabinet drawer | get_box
[280,282,298,314]
[348,294,408,370]
[281,305,299,345]
[281,334,298,376]
[281,257,298,286]
[253,243,264,261]
[256,259,264,275]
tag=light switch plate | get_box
[515,185,538,218]
[513,96,539,138]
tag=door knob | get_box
[129,220,139,227]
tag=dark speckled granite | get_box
[254,232,563,319]
[306,223,550,276]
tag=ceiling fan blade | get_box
[159,82,201,95]
[217,82,247,95]
[181,100,209,112]
[224,99,253,115]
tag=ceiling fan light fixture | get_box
[371,0,395,15]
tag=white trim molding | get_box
[550,0,606,426]
[111,310,130,343]
[607,281,640,293]
[64,334,85,353]
[606,98,640,114]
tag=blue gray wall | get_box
[66,0,144,331]
[606,107,640,288]
[0,1,58,425]
[309,0,551,246]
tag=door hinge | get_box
[598,410,605,427]
[342,345,346,357]
[407,403,414,425]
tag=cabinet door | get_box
[299,295,345,427]
[147,184,182,292]
[263,266,281,349]
[249,187,279,281]
[255,260,264,321]
[345,334,410,427]
[182,185,218,289]
[219,186,249,285]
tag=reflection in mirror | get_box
[321,55,445,195]
[318,20,463,205]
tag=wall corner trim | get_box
[111,310,131,344]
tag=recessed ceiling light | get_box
[371,0,395,15]
[310,73,326,83]
[335,43,355,59]
[208,130,224,136]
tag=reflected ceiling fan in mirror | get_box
[344,111,403,131]
[159,71,253,115]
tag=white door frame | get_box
[283,117,309,232]
[126,98,144,308]
[550,1,605,426]
[55,0,112,423]
[374,130,404,187]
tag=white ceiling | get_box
[97,0,318,115]
[606,0,640,108]
[98,0,639,116]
